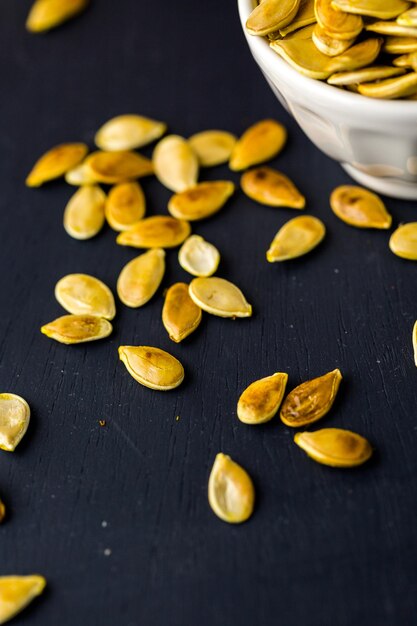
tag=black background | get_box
[1,1,417,625]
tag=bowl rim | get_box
[238,0,417,119]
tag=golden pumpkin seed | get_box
[167,181,235,221]
[283,23,317,39]
[0,393,30,452]
[267,215,326,262]
[117,249,165,308]
[397,7,417,26]
[55,274,116,319]
[65,161,97,186]
[178,235,220,277]
[230,119,287,171]
[237,372,288,424]
[105,182,146,231]
[85,150,153,184]
[26,0,88,32]
[63,185,106,240]
[95,114,167,151]
[312,25,355,56]
[0,498,5,523]
[188,130,237,167]
[116,215,191,249]
[330,185,392,228]
[393,51,417,67]
[358,71,417,97]
[162,282,202,342]
[279,0,316,37]
[389,222,417,259]
[315,0,363,40]
[413,321,417,366]
[189,277,252,318]
[246,0,301,36]
[118,346,184,390]
[0,576,46,624]
[294,428,373,467]
[26,143,88,187]
[367,20,417,36]
[153,135,199,192]
[41,314,112,344]
[208,453,255,523]
[270,37,382,79]
[241,166,305,208]
[384,36,417,53]
[280,369,342,427]
[327,65,406,84]
[331,0,410,19]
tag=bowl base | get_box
[342,163,417,200]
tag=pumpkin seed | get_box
[84,150,153,184]
[41,314,112,344]
[167,181,235,221]
[358,71,417,97]
[267,215,325,262]
[65,161,97,186]
[283,23,317,39]
[367,20,417,36]
[105,182,145,231]
[397,7,417,26]
[189,277,252,318]
[178,235,220,277]
[26,143,88,187]
[162,282,202,342]
[188,130,237,167]
[413,321,417,366]
[63,185,106,240]
[312,25,356,56]
[118,346,184,390]
[389,222,417,259]
[331,0,410,20]
[393,51,417,67]
[246,0,301,36]
[208,453,255,523]
[95,114,167,151]
[0,498,5,523]
[230,119,287,171]
[384,36,417,53]
[330,185,392,228]
[294,428,372,467]
[280,369,342,427]
[315,0,363,40]
[153,135,199,192]
[55,274,116,319]
[241,166,305,208]
[237,372,288,424]
[116,215,191,249]
[0,393,30,452]
[0,576,46,624]
[26,0,88,32]
[328,65,406,84]
[279,0,316,36]
[270,37,382,79]
[117,249,165,308]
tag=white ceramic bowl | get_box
[238,0,417,199]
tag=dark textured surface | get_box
[1,1,417,624]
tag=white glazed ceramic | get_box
[238,0,417,200]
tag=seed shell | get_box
[0,393,31,452]
[84,151,153,184]
[95,114,167,151]
[105,182,146,231]
[118,346,184,390]
[26,0,88,32]
[208,453,255,523]
[280,369,342,427]
[279,0,316,36]
[312,25,356,56]
[246,0,302,36]
[237,373,288,424]
[188,130,237,167]
[327,65,406,85]
[116,216,191,249]
[389,222,417,259]
[178,235,220,277]
[267,215,326,262]
[358,72,417,98]
[41,314,112,344]
[330,185,392,228]
[294,428,373,467]
[55,274,116,319]
[331,0,410,20]
[153,135,199,192]
[0,576,46,624]
[168,181,235,221]
[241,167,305,208]
[189,277,252,318]
[315,0,363,40]
[117,249,165,308]
[162,282,202,342]
[230,119,287,171]
[63,185,106,240]
[26,143,88,187]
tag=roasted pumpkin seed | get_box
[294,428,373,467]
[358,71,417,98]
[315,0,363,40]
[237,373,288,424]
[330,185,392,228]
[280,369,342,427]
[398,7,417,26]
[413,320,417,366]
[55,274,116,319]
[331,0,410,20]
[312,25,356,56]
[241,166,305,208]
[389,222,417,259]
[118,346,184,390]
[367,20,417,36]
[26,0,88,32]
[162,282,202,342]
[26,143,88,187]
[246,0,301,36]
[178,235,220,277]
[0,575,46,624]
[0,499,5,523]
[230,119,287,171]
[63,185,106,240]
[153,135,199,192]
[189,277,252,318]
[41,314,112,344]
[327,65,406,84]
[208,453,255,523]
[95,114,167,151]
[384,36,417,53]
[105,182,146,231]
[267,215,326,262]
[116,215,191,249]
[167,181,235,221]
[188,130,237,167]
[0,393,30,452]
[65,161,97,186]
[117,249,165,308]
[84,150,153,184]
[279,0,316,36]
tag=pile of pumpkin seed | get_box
[246,0,417,99]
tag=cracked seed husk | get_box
[294,428,373,467]
[118,346,184,390]
[208,453,255,523]
[280,369,342,427]
[162,282,202,342]
[238,373,288,424]
[0,394,31,452]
